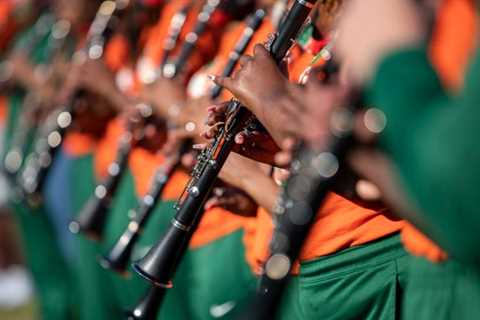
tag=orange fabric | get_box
[430,0,478,90]
[0,96,8,124]
[63,132,96,157]
[0,1,17,51]
[128,147,190,201]
[104,34,131,72]
[189,207,248,249]
[0,2,11,22]
[245,196,404,275]
[401,223,448,263]
[94,117,125,179]
[143,1,222,80]
[400,0,477,262]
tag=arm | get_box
[217,153,280,214]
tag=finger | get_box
[253,44,270,58]
[238,55,253,67]
[204,197,220,210]
[181,152,196,168]
[192,143,207,150]
[235,132,246,145]
[210,75,235,92]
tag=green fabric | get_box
[402,257,480,319]
[10,201,74,320]
[368,48,480,265]
[185,230,257,320]
[278,234,409,320]
[69,154,122,320]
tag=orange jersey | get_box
[400,0,478,262]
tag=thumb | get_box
[210,74,235,92]
[253,43,270,58]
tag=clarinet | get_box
[17,0,128,207]
[239,59,350,320]
[133,0,316,296]
[101,9,266,277]
[69,0,213,241]
[3,18,72,186]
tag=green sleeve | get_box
[367,47,480,265]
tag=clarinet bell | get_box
[125,287,165,320]
[99,220,140,275]
[69,189,110,241]
[133,224,186,287]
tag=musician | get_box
[213,0,480,318]
[205,1,420,318]
[334,0,480,318]
[70,1,239,318]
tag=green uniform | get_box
[278,234,409,320]
[68,153,122,319]
[403,257,480,319]
[368,43,480,318]
[368,47,480,265]
[4,21,74,319]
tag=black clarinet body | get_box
[133,0,316,294]
[17,0,127,207]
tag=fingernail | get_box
[207,74,216,81]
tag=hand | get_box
[75,59,117,96]
[203,101,281,165]
[212,44,289,122]
[140,77,187,120]
[336,0,427,85]
[204,186,258,217]
[172,96,211,138]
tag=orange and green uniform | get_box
[397,1,480,318]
